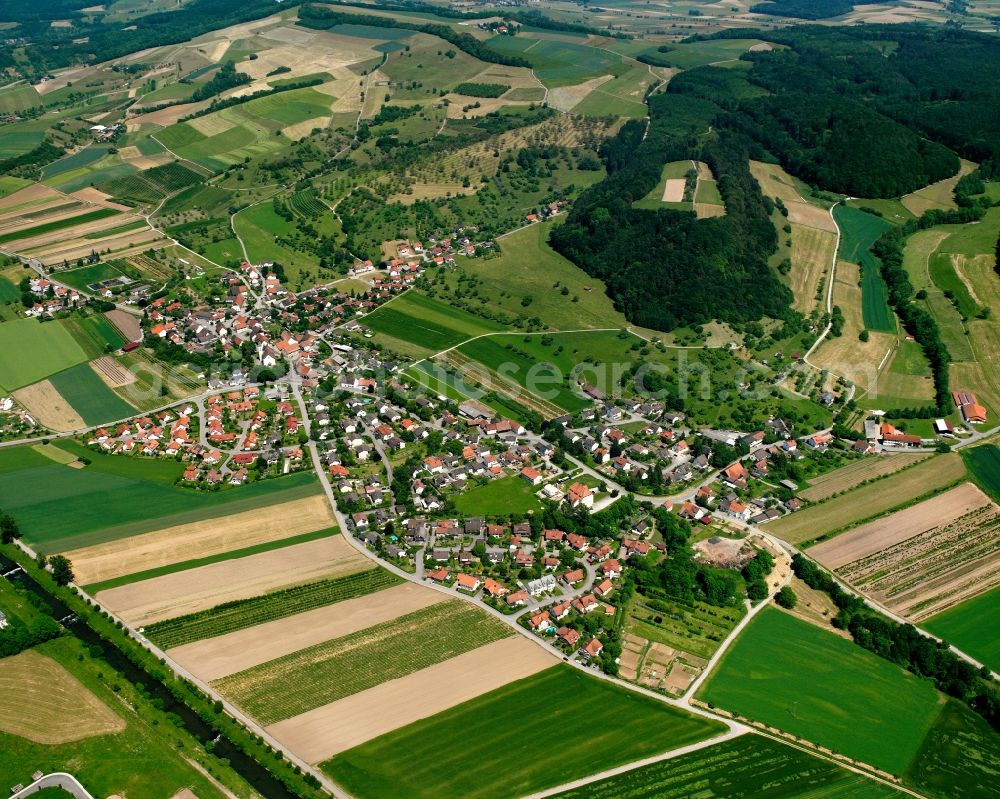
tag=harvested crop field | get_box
[97,535,365,627]
[662,178,686,203]
[767,453,966,545]
[800,453,931,502]
[12,379,85,431]
[811,483,999,621]
[69,493,337,585]
[267,636,555,762]
[214,601,512,725]
[104,309,141,341]
[0,649,124,744]
[789,225,837,314]
[170,582,443,680]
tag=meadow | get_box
[962,443,1000,502]
[60,312,130,354]
[634,159,693,211]
[324,664,725,799]
[48,362,136,425]
[364,291,505,358]
[834,205,894,332]
[767,453,965,545]
[214,601,512,724]
[550,734,905,799]
[698,607,942,775]
[0,318,89,390]
[452,475,543,515]
[0,444,320,552]
[146,567,398,649]
[930,251,981,319]
[440,222,627,331]
[0,636,233,799]
[923,587,1000,673]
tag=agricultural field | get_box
[213,601,513,725]
[766,453,966,545]
[324,664,725,799]
[634,159,693,211]
[485,35,628,88]
[963,444,1000,502]
[144,567,399,648]
[363,291,505,359]
[46,362,137,425]
[452,475,543,515]
[810,261,896,392]
[0,442,321,553]
[549,734,906,799]
[875,340,936,410]
[833,205,895,333]
[899,160,976,217]
[698,607,942,775]
[0,317,89,390]
[799,453,930,502]
[810,483,1000,621]
[923,587,1000,673]
[905,698,1000,799]
[0,635,239,799]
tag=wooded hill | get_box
[551,24,999,333]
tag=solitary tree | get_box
[49,555,74,586]
[776,585,798,609]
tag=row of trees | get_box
[792,554,1000,731]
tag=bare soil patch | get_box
[0,183,61,212]
[98,535,366,627]
[69,494,336,585]
[170,582,445,681]
[0,649,124,744]
[69,187,133,210]
[104,310,142,342]
[266,637,555,762]
[13,379,84,431]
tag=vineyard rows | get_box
[290,189,327,218]
[147,567,401,648]
[213,601,511,724]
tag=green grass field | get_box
[923,587,1000,673]
[145,566,397,649]
[962,444,1000,502]
[452,475,543,515]
[60,313,129,357]
[0,175,32,198]
[0,84,41,113]
[214,601,512,724]
[698,607,942,775]
[364,291,505,358]
[930,251,981,318]
[240,87,333,125]
[0,443,320,552]
[486,35,626,88]
[634,159,694,210]
[324,664,725,799]
[48,362,136,425]
[549,734,905,799]
[834,205,895,332]
[0,317,89,390]
[0,207,120,245]
[905,698,1000,799]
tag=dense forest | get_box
[553,24,999,332]
[550,93,791,331]
[749,0,856,19]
